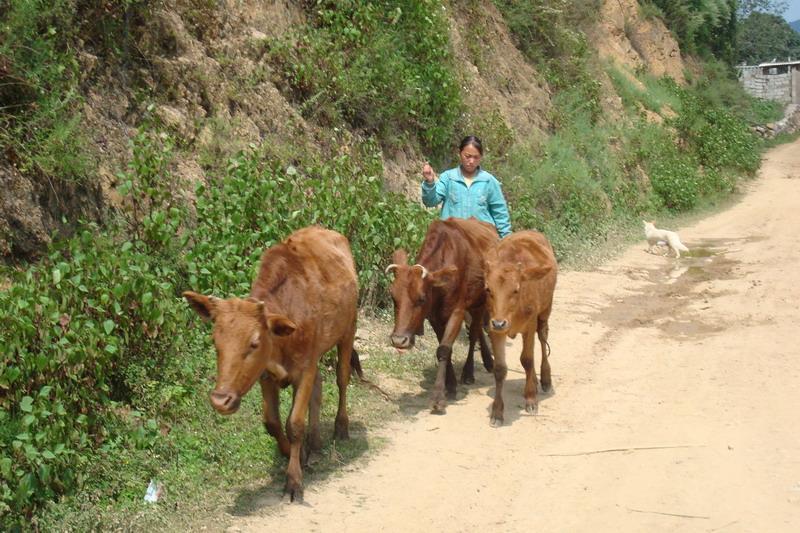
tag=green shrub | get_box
[0,122,436,526]
[187,140,432,308]
[265,0,462,158]
[665,78,760,175]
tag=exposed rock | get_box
[0,159,104,260]
[592,0,684,83]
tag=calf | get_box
[387,217,497,412]
[484,230,557,426]
[183,226,359,502]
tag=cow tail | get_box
[349,349,396,401]
[350,348,364,379]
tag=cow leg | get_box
[520,327,539,414]
[429,318,457,397]
[283,368,317,503]
[445,357,458,397]
[478,327,494,372]
[538,317,552,392]
[462,331,476,385]
[260,377,290,458]
[489,331,508,427]
[430,318,445,343]
[461,312,483,384]
[334,325,355,440]
[432,309,465,412]
[307,369,323,452]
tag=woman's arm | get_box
[421,167,448,207]
[488,180,512,238]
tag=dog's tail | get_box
[669,235,689,252]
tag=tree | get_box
[737,0,788,18]
[649,0,738,61]
[737,12,800,64]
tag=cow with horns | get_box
[386,217,497,412]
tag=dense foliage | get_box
[266,0,462,159]
[644,0,738,62]
[0,123,431,527]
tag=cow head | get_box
[386,249,457,350]
[484,258,552,333]
[183,291,296,415]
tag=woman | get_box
[421,136,512,238]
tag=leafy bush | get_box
[666,78,760,175]
[187,140,432,308]
[0,122,434,526]
[265,0,462,158]
[0,124,189,525]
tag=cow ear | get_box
[521,265,552,281]
[266,313,297,337]
[429,266,458,287]
[183,291,218,321]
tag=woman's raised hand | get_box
[422,163,436,184]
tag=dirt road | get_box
[234,140,800,532]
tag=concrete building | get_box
[736,60,800,104]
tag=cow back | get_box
[419,217,498,311]
[492,230,557,319]
[251,226,358,350]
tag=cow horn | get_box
[385,264,399,275]
[412,264,429,279]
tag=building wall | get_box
[737,65,798,104]
[794,67,800,104]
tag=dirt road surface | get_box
[233,139,800,532]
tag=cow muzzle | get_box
[210,389,241,414]
[490,319,509,332]
[390,333,414,350]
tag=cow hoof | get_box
[483,361,494,372]
[490,415,503,427]
[525,402,538,415]
[283,486,304,504]
[431,398,447,414]
[461,375,475,385]
[541,380,552,393]
[334,417,350,440]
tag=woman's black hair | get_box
[459,135,483,155]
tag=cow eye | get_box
[416,296,426,306]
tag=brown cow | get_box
[484,230,557,426]
[387,217,498,412]
[183,226,360,502]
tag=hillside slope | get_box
[1,0,683,260]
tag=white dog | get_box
[643,221,689,258]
